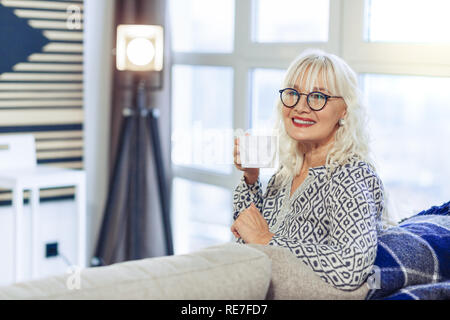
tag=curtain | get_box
[93,0,172,265]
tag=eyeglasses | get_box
[279,88,342,111]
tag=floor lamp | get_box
[92,25,173,266]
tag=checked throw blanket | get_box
[366,201,450,300]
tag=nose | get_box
[293,94,310,113]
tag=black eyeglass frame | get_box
[279,88,343,111]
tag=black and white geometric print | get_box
[232,159,385,291]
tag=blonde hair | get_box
[273,48,374,180]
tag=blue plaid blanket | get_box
[366,201,450,300]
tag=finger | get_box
[233,150,241,165]
[234,144,240,156]
[236,154,241,165]
[231,223,241,237]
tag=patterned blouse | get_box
[232,158,385,290]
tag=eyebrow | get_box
[292,85,330,93]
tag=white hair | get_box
[273,48,375,180]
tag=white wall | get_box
[83,0,115,261]
[0,200,78,286]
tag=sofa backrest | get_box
[0,243,271,300]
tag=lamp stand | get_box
[92,77,173,266]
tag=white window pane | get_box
[249,68,285,182]
[366,0,450,43]
[253,0,329,43]
[169,0,235,52]
[171,65,234,174]
[250,68,285,130]
[172,178,233,254]
[362,74,450,220]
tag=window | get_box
[249,68,284,130]
[366,0,450,43]
[253,0,330,43]
[362,74,450,216]
[171,65,234,175]
[342,0,450,221]
[172,178,232,254]
[169,0,235,52]
[249,68,285,182]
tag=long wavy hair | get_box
[273,48,375,180]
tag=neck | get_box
[298,131,337,175]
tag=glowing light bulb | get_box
[126,38,155,66]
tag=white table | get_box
[0,165,86,282]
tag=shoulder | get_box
[330,158,384,193]
[332,158,378,179]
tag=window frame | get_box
[341,0,450,77]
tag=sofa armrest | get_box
[248,244,369,300]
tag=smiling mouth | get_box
[292,118,316,127]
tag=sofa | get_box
[0,243,369,300]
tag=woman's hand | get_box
[231,203,274,244]
[234,134,260,185]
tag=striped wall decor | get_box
[0,0,84,205]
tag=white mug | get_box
[239,135,278,168]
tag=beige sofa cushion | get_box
[248,244,369,300]
[0,243,271,300]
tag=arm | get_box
[232,167,285,245]
[232,175,264,221]
[268,170,382,290]
[232,176,263,244]
[232,166,284,221]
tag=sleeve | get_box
[232,167,284,244]
[268,168,381,290]
[232,175,263,221]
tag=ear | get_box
[340,105,348,119]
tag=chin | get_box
[285,125,313,141]
[287,131,312,143]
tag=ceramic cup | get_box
[238,135,278,168]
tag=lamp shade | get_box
[116,24,164,71]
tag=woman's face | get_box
[282,73,347,147]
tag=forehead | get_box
[287,62,337,93]
[293,75,327,91]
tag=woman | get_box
[231,49,385,291]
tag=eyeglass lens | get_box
[280,89,327,110]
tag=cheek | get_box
[282,108,292,123]
[316,108,343,127]
[319,113,339,126]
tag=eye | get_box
[309,92,326,101]
[287,89,299,97]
